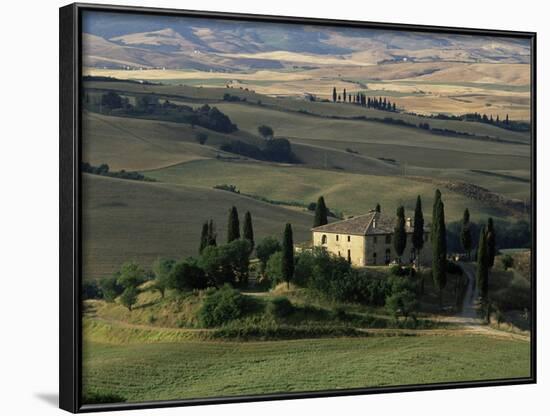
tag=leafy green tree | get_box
[199,221,209,254]
[257,125,274,139]
[265,251,284,286]
[120,286,139,311]
[99,275,123,302]
[200,245,235,287]
[226,239,252,287]
[227,206,240,243]
[117,261,146,289]
[281,223,295,288]
[243,211,254,251]
[486,217,497,268]
[431,193,447,309]
[151,258,175,298]
[167,258,206,292]
[392,206,407,263]
[460,209,473,259]
[313,196,329,227]
[256,236,281,273]
[476,226,489,301]
[200,240,251,287]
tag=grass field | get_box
[145,159,506,221]
[82,333,530,403]
[82,173,315,280]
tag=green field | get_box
[81,83,531,280]
[82,333,530,402]
[145,159,506,221]
[82,174,315,280]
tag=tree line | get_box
[331,87,398,112]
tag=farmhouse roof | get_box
[311,211,426,236]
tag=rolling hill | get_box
[82,174,315,280]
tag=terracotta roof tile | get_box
[312,211,426,235]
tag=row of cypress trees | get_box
[199,207,295,289]
[199,206,255,255]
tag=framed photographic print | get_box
[59,2,536,412]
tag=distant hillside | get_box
[82,174,315,280]
[82,11,530,70]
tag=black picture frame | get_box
[59,3,537,413]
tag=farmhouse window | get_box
[385,235,391,244]
[385,248,391,264]
[347,235,351,242]
[322,234,327,244]
[373,236,377,244]
[336,235,339,241]
[347,249,351,263]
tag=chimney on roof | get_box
[406,217,412,228]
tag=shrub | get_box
[198,285,254,327]
[446,262,463,275]
[82,280,102,300]
[258,125,274,139]
[390,265,416,277]
[501,254,514,271]
[267,296,294,318]
[385,277,419,321]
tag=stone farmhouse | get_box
[311,210,432,267]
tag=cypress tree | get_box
[432,196,447,309]
[243,211,254,251]
[412,196,425,293]
[431,189,442,244]
[314,196,329,227]
[486,217,496,268]
[281,223,295,289]
[460,209,473,259]
[207,219,217,247]
[332,87,337,103]
[476,226,489,301]
[227,206,240,243]
[392,102,396,112]
[393,206,407,263]
[343,88,347,103]
[199,221,209,254]
[375,203,381,213]
[412,196,424,263]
